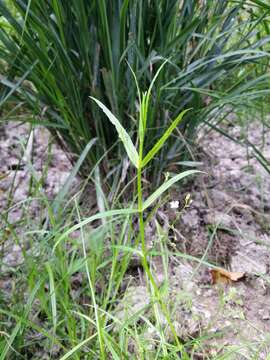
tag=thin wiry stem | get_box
[137,116,185,355]
[75,199,105,360]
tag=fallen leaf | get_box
[0,172,10,180]
[210,268,245,285]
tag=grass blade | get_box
[52,138,97,214]
[59,334,98,360]
[45,262,57,335]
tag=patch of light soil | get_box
[0,123,78,271]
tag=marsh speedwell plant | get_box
[35,64,201,359]
[89,64,200,358]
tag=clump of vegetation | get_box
[1,0,269,184]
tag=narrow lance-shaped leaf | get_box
[90,97,139,168]
[141,109,190,168]
[142,170,201,211]
[249,0,270,11]
[126,61,144,142]
[45,262,57,334]
[59,334,98,360]
[142,60,169,132]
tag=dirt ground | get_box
[0,119,270,358]
[170,121,270,358]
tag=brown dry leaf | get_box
[210,268,245,285]
[0,172,10,180]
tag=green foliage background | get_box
[0,0,269,182]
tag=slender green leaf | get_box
[60,334,98,360]
[52,138,97,214]
[90,97,139,168]
[141,109,190,168]
[248,0,270,11]
[0,61,38,107]
[45,262,57,334]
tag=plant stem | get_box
[75,200,105,360]
[137,139,184,355]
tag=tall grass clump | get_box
[0,0,270,183]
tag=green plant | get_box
[0,0,270,185]
[87,63,201,358]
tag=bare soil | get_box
[0,123,77,273]
[167,121,270,358]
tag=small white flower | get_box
[170,200,179,209]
